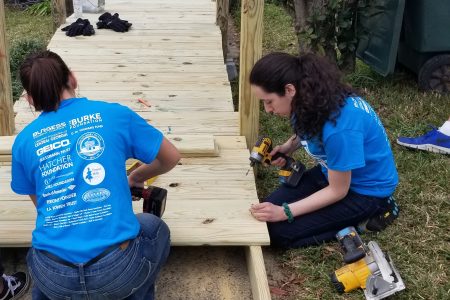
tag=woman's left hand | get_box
[249,202,288,222]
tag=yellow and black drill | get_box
[248,137,305,187]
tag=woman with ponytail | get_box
[249,52,399,248]
[11,50,180,299]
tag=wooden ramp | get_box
[1,0,271,299]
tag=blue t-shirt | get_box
[295,96,398,197]
[11,98,163,263]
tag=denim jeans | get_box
[266,165,391,248]
[27,213,170,300]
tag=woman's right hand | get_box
[270,136,298,167]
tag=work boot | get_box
[0,272,30,300]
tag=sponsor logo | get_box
[39,155,74,177]
[82,188,110,203]
[70,113,102,129]
[44,177,75,190]
[36,139,70,156]
[46,192,76,205]
[33,122,66,138]
[83,163,105,186]
[76,132,105,160]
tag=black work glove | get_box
[62,18,95,37]
[97,12,132,32]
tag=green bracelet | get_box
[282,202,294,223]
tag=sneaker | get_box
[397,128,450,154]
[0,272,30,300]
[358,196,400,232]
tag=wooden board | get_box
[0,134,219,158]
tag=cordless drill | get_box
[127,161,167,218]
[249,137,305,187]
[130,186,167,218]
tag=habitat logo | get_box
[76,132,105,160]
[82,188,110,203]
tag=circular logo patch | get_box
[82,163,105,186]
[76,132,105,160]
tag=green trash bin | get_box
[356,0,450,92]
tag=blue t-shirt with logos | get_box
[11,98,163,263]
[294,96,398,197]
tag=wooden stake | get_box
[238,0,264,150]
[0,0,14,136]
[51,0,66,30]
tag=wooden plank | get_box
[66,63,227,74]
[14,112,239,135]
[0,135,15,154]
[0,134,218,157]
[48,41,224,50]
[0,199,269,247]
[13,94,234,113]
[0,164,256,184]
[69,72,229,83]
[51,35,221,42]
[246,246,272,300]
[48,48,223,57]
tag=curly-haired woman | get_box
[249,52,399,248]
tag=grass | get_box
[5,6,53,102]
[233,2,449,300]
[4,6,53,46]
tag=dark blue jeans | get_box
[27,213,170,300]
[265,165,390,248]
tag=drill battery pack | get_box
[278,159,306,187]
[130,186,167,218]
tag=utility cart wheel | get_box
[418,54,450,93]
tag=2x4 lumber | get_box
[0,0,14,135]
[238,0,264,150]
[246,246,272,300]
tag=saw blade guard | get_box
[364,241,405,300]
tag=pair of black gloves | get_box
[97,12,132,32]
[61,13,132,37]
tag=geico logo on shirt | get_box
[36,139,70,156]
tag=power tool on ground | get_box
[127,161,167,218]
[330,226,405,300]
[247,137,305,187]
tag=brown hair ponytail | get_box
[19,51,71,112]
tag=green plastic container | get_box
[356,0,405,76]
[356,0,450,92]
[403,0,450,52]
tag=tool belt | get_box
[38,240,131,268]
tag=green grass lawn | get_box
[238,2,450,300]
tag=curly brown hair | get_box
[249,52,356,140]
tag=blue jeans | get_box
[266,165,391,248]
[27,213,170,300]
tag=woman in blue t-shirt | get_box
[248,52,399,248]
[11,50,180,299]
